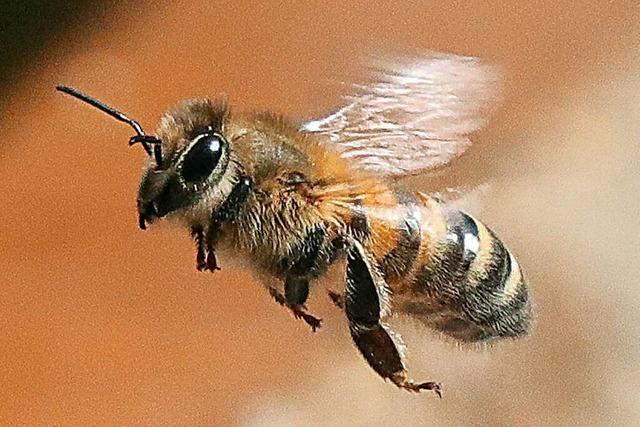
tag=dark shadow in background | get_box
[0,1,105,106]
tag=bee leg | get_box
[328,290,345,310]
[345,241,442,397]
[290,306,322,333]
[285,276,309,306]
[267,278,322,332]
[199,175,253,273]
[205,241,220,272]
[285,276,322,332]
[191,226,220,272]
[268,286,285,304]
[191,226,208,271]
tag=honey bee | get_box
[57,53,532,397]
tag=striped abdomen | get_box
[368,192,532,343]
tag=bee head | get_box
[136,97,237,229]
[56,86,240,230]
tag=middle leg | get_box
[268,276,322,332]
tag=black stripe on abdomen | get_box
[457,229,511,334]
[412,209,479,300]
[460,229,531,339]
[411,211,531,342]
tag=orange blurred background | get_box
[1,1,639,425]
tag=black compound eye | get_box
[181,134,223,183]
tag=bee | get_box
[57,53,532,397]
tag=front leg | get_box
[191,226,219,272]
[192,175,253,273]
[345,241,442,397]
[268,277,322,332]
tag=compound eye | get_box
[181,134,223,182]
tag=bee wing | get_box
[301,53,502,177]
[428,183,491,215]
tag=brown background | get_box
[1,1,639,425]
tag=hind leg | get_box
[345,241,441,397]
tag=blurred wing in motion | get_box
[302,53,502,177]
[427,183,491,216]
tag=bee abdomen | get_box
[410,209,532,342]
[459,226,531,341]
[379,190,422,283]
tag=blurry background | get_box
[1,1,639,425]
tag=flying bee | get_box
[57,52,532,397]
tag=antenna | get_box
[56,85,159,159]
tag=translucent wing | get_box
[301,53,502,177]
[428,183,491,216]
